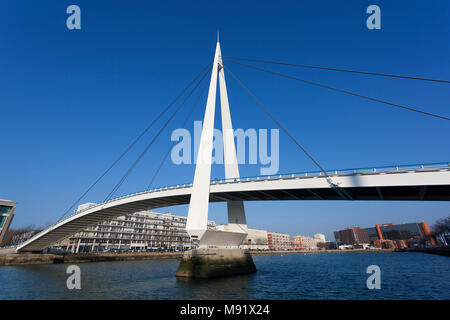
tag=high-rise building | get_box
[0,199,16,245]
[68,210,216,253]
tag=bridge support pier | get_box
[176,248,256,278]
[181,39,256,278]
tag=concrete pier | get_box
[176,248,257,278]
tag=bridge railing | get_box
[209,161,450,184]
[35,162,450,234]
[79,162,450,212]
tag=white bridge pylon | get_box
[186,39,248,247]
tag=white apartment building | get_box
[314,233,326,242]
[292,233,327,250]
[240,228,269,250]
[68,210,216,253]
[268,232,291,250]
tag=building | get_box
[68,209,216,253]
[240,228,269,250]
[0,199,16,246]
[292,235,315,249]
[333,231,342,244]
[267,232,291,250]
[321,241,337,249]
[366,222,434,242]
[292,233,326,250]
[364,222,435,248]
[335,227,370,245]
[314,233,326,242]
[335,221,436,249]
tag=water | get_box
[1,252,449,299]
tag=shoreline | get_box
[1,247,447,267]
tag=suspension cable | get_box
[223,66,330,177]
[104,65,211,201]
[58,62,213,220]
[225,65,355,200]
[224,56,450,84]
[146,78,210,190]
[226,59,450,121]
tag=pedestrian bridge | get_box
[17,162,450,252]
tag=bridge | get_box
[17,163,450,252]
[17,36,450,253]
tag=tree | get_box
[431,215,450,246]
[1,225,42,246]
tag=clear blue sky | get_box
[1,0,449,240]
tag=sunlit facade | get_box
[68,210,216,253]
[0,199,16,245]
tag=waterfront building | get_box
[335,227,370,245]
[321,241,337,249]
[335,221,435,249]
[240,228,269,250]
[314,233,326,242]
[68,209,216,253]
[0,199,16,245]
[333,231,341,243]
[365,222,435,246]
[267,232,291,250]
[292,233,326,250]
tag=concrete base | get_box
[176,248,257,278]
[198,229,248,247]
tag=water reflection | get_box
[176,274,255,299]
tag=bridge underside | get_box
[211,184,450,202]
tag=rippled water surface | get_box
[1,252,449,299]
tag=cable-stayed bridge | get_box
[17,37,450,253]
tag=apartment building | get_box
[267,232,291,250]
[240,228,269,250]
[335,227,370,245]
[68,210,216,253]
[292,233,326,250]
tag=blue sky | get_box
[1,0,449,240]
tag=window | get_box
[0,216,6,228]
[0,205,12,215]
